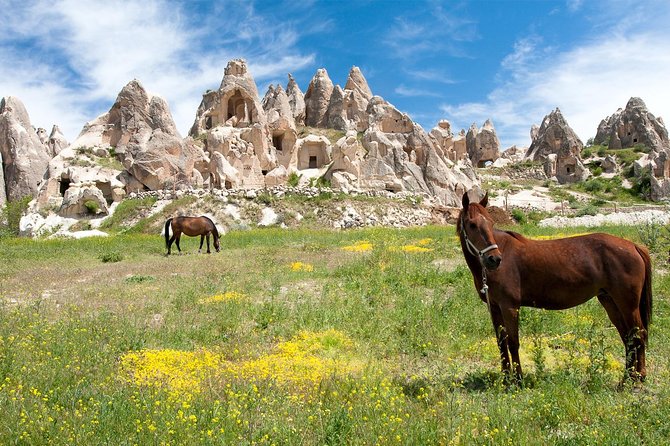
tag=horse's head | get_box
[458,191,502,270]
[214,235,221,252]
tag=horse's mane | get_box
[201,215,219,237]
[500,230,526,242]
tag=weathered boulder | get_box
[0,96,52,203]
[594,97,669,151]
[330,131,363,176]
[501,145,526,162]
[59,183,109,217]
[525,108,589,183]
[466,119,501,167]
[304,69,334,127]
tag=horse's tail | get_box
[636,244,653,331]
[164,218,173,249]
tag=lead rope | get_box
[460,215,495,335]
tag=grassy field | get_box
[1,223,669,445]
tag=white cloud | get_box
[441,30,670,149]
[0,0,314,140]
[394,85,441,98]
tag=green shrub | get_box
[575,204,599,217]
[511,208,526,224]
[99,251,123,263]
[124,274,155,284]
[257,192,273,205]
[583,178,604,193]
[0,195,32,237]
[84,200,100,215]
[287,172,302,187]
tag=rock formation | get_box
[286,74,305,125]
[0,96,52,203]
[525,108,589,183]
[595,98,670,200]
[466,119,501,167]
[594,97,669,151]
[431,121,466,162]
[19,58,479,226]
[304,69,334,128]
[34,79,206,216]
[357,97,477,204]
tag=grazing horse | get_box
[164,216,221,255]
[458,191,652,384]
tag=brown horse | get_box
[164,216,221,255]
[458,191,652,384]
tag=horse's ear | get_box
[462,191,470,209]
[480,191,489,207]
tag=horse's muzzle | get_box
[484,254,502,270]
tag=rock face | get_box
[594,98,670,200]
[286,74,305,125]
[77,79,206,191]
[525,108,589,183]
[191,59,266,134]
[34,79,206,216]
[325,66,373,132]
[22,59,478,221]
[0,96,52,203]
[594,97,669,151]
[431,121,466,162]
[466,119,501,167]
[357,97,477,205]
[304,69,334,128]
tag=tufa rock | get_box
[0,96,52,203]
[286,74,305,125]
[466,119,501,167]
[304,68,334,127]
[594,97,669,151]
[525,108,589,184]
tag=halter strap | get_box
[459,213,499,260]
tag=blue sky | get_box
[1,0,669,149]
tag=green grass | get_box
[1,224,669,444]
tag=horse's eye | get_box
[469,223,476,230]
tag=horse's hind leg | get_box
[175,233,182,253]
[601,291,647,382]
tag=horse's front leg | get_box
[501,305,523,383]
[199,235,205,253]
[489,303,511,375]
[206,234,211,254]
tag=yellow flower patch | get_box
[341,241,374,252]
[417,238,433,246]
[530,232,591,240]
[290,262,314,272]
[119,348,223,399]
[119,330,358,399]
[199,291,246,304]
[388,245,434,253]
